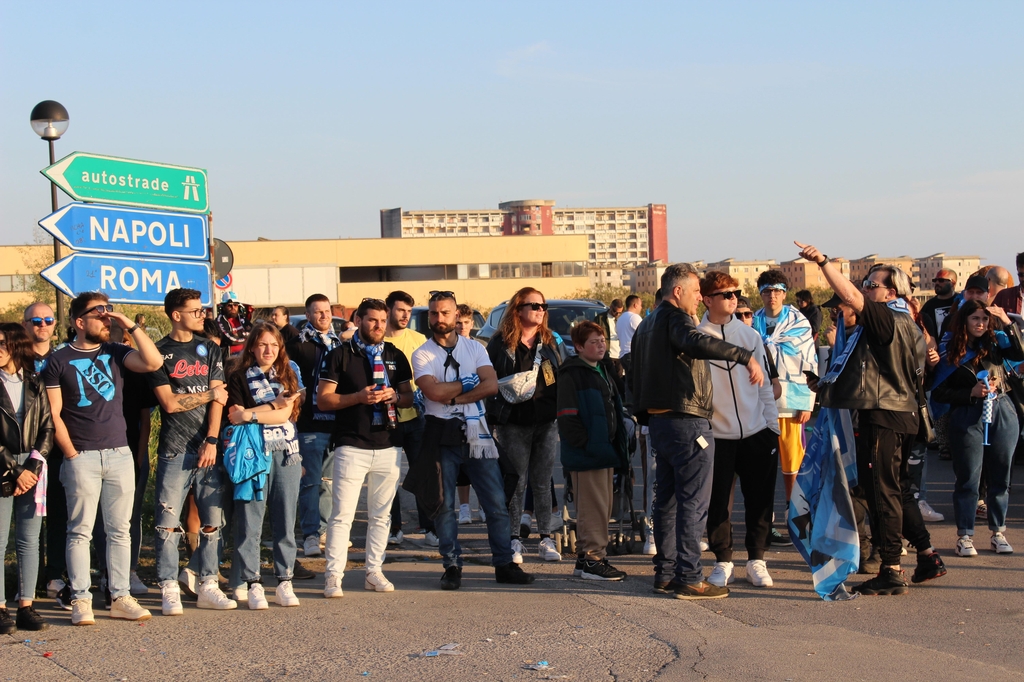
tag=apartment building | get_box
[704,258,777,291]
[849,255,916,286]
[778,257,851,290]
[915,253,982,290]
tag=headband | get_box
[758,283,787,294]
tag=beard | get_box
[361,326,385,345]
[430,320,455,336]
[935,283,953,296]
[84,326,110,344]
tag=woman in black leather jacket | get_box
[0,322,54,633]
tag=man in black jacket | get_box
[631,263,763,600]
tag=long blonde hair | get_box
[497,287,554,352]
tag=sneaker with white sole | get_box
[707,561,734,587]
[991,532,1014,554]
[520,513,533,539]
[745,559,774,587]
[129,571,149,596]
[324,573,344,598]
[247,583,269,610]
[918,500,944,523]
[178,567,198,599]
[642,536,657,556]
[700,540,710,552]
[46,578,65,598]
[303,535,322,557]
[161,583,184,616]
[423,531,439,547]
[538,537,562,562]
[197,579,237,610]
[478,507,487,523]
[458,504,472,525]
[511,538,524,565]
[956,534,978,557]
[364,572,395,592]
[388,530,404,545]
[233,585,248,602]
[71,599,95,626]
[275,580,300,607]
[110,595,152,621]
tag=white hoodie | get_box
[697,313,780,440]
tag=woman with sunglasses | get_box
[932,300,1023,557]
[486,287,570,564]
[0,323,54,633]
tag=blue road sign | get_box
[41,253,212,307]
[38,202,209,260]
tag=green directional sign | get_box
[41,152,209,213]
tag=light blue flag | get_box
[788,407,861,601]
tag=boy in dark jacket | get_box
[556,321,629,581]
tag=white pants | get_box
[324,445,401,579]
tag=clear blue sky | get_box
[2,2,1021,267]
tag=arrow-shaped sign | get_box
[39,203,209,260]
[41,152,209,213]
[41,253,212,307]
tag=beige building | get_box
[850,255,916,287]
[0,245,47,312]
[626,261,668,295]
[704,258,777,291]
[779,257,851,290]
[914,253,982,291]
[589,265,628,289]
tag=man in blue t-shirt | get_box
[43,292,163,626]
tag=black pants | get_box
[854,424,931,566]
[707,429,779,563]
[43,450,68,583]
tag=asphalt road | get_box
[4,452,1023,681]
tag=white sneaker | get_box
[424,531,440,547]
[364,572,395,592]
[129,570,148,596]
[275,581,300,607]
[197,579,237,610]
[520,513,533,537]
[458,504,472,525]
[303,535,322,557]
[47,578,66,598]
[538,537,562,562]
[161,583,184,616]
[956,535,978,557]
[178,567,198,598]
[707,561,734,587]
[232,585,248,602]
[991,532,1014,554]
[642,536,657,556]
[699,541,710,552]
[247,583,269,610]
[745,559,774,587]
[511,538,524,565]
[388,530,404,545]
[110,595,152,621]
[324,573,344,598]
[478,506,487,523]
[71,598,95,626]
[918,500,944,523]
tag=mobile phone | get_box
[803,370,819,382]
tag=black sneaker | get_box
[573,558,586,577]
[859,546,882,575]
[439,566,462,591]
[910,552,947,584]
[673,581,729,600]
[938,448,952,461]
[652,578,684,594]
[495,562,535,585]
[0,608,15,635]
[769,528,793,546]
[851,566,909,596]
[293,560,316,580]
[16,606,49,631]
[55,584,74,611]
[579,559,626,581]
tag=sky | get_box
[2,2,1022,268]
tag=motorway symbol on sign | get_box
[39,203,209,261]
[41,151,209,213]
[41,253,212,307]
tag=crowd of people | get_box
[2,244,1022,630]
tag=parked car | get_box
[289,315,352,338]
[408,306,486,337]
[475,299,609,354]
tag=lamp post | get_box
[30,100,70,338]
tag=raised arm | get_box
[796,241,864,313]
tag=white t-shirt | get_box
[616,311,643,356]
[412,335,493,419]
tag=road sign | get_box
[215,273,232,290]
[41,152,209,213]
[39,202,209,261]
[213,238,234,278]
[41,253,212,307]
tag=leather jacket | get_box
[1,371,54,478]
[631,301,753,424]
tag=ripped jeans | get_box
[154,451,226,586]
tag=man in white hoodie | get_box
[697,272,781,588]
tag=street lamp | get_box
[30,100,70,338]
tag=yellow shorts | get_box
[778,417,806,475]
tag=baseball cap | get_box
[821,293,843,309]
[964,275,989,292]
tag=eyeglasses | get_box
[709,290,742,300]
[735,311,753,319]
[28,316,55,327]
[861,280,889,290]
[518,302,549,311]
[82,304,115,317]
[429,290,456,302]
[932,278,951,284]
[178,308,205,319]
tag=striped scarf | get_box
[245,363,300,464]
[352,332,393,426]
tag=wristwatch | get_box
[817,254,829,267]
[450,397,457,406]
[205,436,219,445]
[249,411,259,424]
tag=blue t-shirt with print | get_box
[42,342,135,451]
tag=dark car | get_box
[409,306,486,337]
[475,299,609,354]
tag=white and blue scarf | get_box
[753,304,816,411]
[352,331,391,426]
[300,321,341,421]
[245,363,301,465]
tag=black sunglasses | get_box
[735,311,753,319]
[932,278,951,284]
[429,290,456,302]
[518,302,549,311]
[82,304,115,317]
[709,290,742,300]
[361,297,386,305]
[862,280,889,290]
[28,316,55,327]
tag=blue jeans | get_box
[297,431,332,540]
[949,396,1018,535]
[94,447,150,576]
[154,452,226,585]
[435,443,513,568]
[649,415,714,586]
[61,447,135,601]
[230,449,301,586]
[0,452,44,604]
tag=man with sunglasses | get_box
[42,292,164,624]
[920,268,957,340]
[23,303,56,373]
[795,243,946,595]
[148,288,236,615]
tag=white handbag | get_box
[497,344,543,404]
